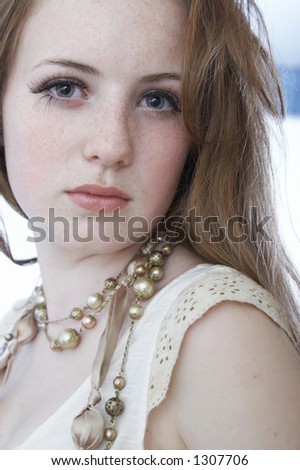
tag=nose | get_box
[82,104,133,168]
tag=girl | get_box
[1,0,300,450]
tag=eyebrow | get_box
[140,72,181,83]
[33,59,100,76]
[33,59,181,82]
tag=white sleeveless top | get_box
[2,263,289,450]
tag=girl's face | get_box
[3,0,190,251]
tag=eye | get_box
[28,77,88,103]
[139,90,181,113]
[54,82,78,99]
[145,93,170,110]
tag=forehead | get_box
[15,0,188,74]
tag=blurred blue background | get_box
[280,67,300,115]
[257,0,300,115]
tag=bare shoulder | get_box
[170,301,300,449]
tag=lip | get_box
[67,185,130,212]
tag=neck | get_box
[35,241,142,321]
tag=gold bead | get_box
[105,278,118,290]
[104,428,117,442]
[35,293,46,308]
[161,243,173,257]
[34,308,48,322]
[113,376,126,390]
[69,307,84,320]
[105,397,125,417]
[87,293,103,309]
[149,266,164,281]
[129,304,143,320]
[57,328,80,349]
[82,315,97,329]
[134,264,147,277]
[148,251,165,267]
[50,339,63,352]
[133,277,155,300]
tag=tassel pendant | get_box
[71,404,105,450]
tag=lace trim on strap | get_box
[146,266,289,413]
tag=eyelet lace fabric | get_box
[147,265,290,414]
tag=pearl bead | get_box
[129,304,143,320]
[134,264,147,277]
[105,397,125,417]
[161,243,173,257]
[58,328,80,349]
[133,277,155,300]
[69,307,84,321]
[35,293,46,308]
[50,339,63,352]
[34,308,48,322]
[149,266,164,281]
[113,376,126,390]
[148,251,165,267]
[105,278,117,290]
[82,315,97,329]
[87,293,103,309]
[104,428,117,442]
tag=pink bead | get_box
[82,315,97,329]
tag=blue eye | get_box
[146,94,169,110]
[140,90,181,113]
[28,77,88,103]
[54,82,77,98]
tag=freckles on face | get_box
[134,123,189,204]
[3,105,65,216]
[3,0,190,225]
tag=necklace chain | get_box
[33,268,128,349]
[1,235,176,449]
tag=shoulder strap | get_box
[146,266,289,413]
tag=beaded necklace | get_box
[0,236,175,450]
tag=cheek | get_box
[139,124,189,188]
[6,129,48,200]
[4,110,58,215]
[136,124,190,214]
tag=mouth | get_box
[67,185,130,212]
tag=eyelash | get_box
[140,90,181,115]
[28,75,181,114]
[28,75,88,107]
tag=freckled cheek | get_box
[4,113,65,209]
[136,127,190,215]
[138,127,190,186]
